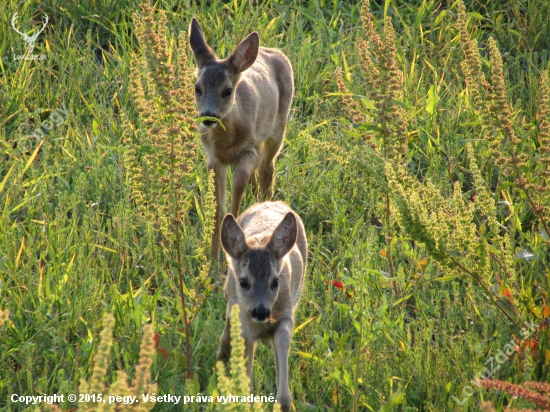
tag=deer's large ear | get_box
[189,18,216,68]
[221,214,248,259]
[267,213,297,259]
[228,32,259,74]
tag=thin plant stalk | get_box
[352,256,366,412]
[386,192,399,298]
[171,133,192,379]
[175,223,192,380]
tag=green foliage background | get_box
[1,0,549,411]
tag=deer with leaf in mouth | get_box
[189,18,294,259]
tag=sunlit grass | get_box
[1,0,549,411]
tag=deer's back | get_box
[234,48,293,135]
[249,47,293,110]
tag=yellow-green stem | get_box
[385,194,399,297]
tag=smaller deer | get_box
[218,201,307,412]
[189,18,294,259]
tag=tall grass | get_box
[1,0,549,411]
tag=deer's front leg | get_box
[211,164,227,260]
[244,338,257,392]
[217,316,231,361]
[273,319,293,412]
[258,138,283,200]
[230,151,258,217]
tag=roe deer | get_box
[218,201,307,412]
[189,18,294,259]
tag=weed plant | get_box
[1,0,549,411]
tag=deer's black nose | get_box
[250,306,270,322]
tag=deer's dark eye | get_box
[222,88,232,98]
[239,278,249,289]
[194,85,201,95]
[272,278,279,289]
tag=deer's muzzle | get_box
[250,306,270,323]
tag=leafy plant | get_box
[44,314,157,411]
[122,0,215,380]
[215,304,282,412]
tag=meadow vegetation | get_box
[1,0,549,410]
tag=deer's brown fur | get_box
[189,18,294,259]
[218,201,307,412]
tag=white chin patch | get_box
[251,317,269,324]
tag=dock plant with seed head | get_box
[352,0,409,161]
[535,71,550,222]
[197,169,216,282]
[333,0,411,297]
[216,305,250,406]
[457,1,550,239]
[384,146,523,325]
[123,0,216,380]
[335,67,362,125]
[215,305,281,412]
[74,315,157,412]
[456,1,490,117]
[125,3,196,239]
